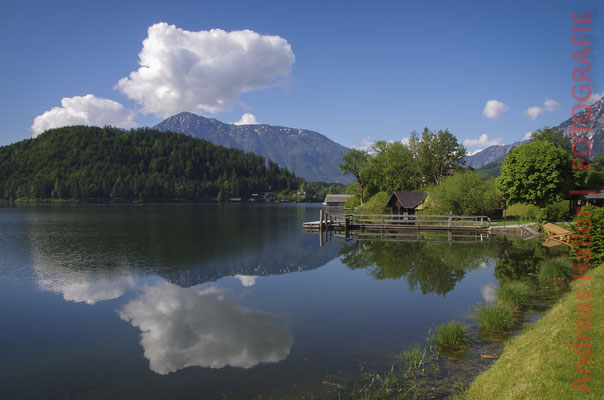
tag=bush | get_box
[497,281,531,310]
[570,204,604,264]
[475,303,515,332]
[425,171,500,215]
[344,195,361,210]
[542,200,569,222]
[357,191,391,214]
[435,321,470,349]
[504,201,569,223]
[538,257,572,280]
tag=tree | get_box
[496,141,573,207]
[366,141,420,193]
[426,171,500,215]
[530,126,571,154]
[409,128,467,185]
[340,149,369,205]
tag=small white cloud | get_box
[523,106,544,120]
[401,137,410,146]
[233,113,258,125]
[523,98,560,121]
[482,100,508,120]
[463,133,503,148]
[524,131,534,140]
[544,98,560,112]
[31,94,136,137]
[352,137,375,150]
[587,91,604,105]
[117,22,295,118]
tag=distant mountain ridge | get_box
[466,97,604,169]
[154,112,352,183]
[466,141,523,169]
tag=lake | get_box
[0,204,557,399]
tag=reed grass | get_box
[497,281,531,310]
[474,303,515,332]
[537,257,572,280]
[399,345,427,372]
[434,321,470,349]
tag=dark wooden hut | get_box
[385,192,426,215]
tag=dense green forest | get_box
[0,126,338,202]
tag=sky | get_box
[0,0,602,154]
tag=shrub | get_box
[538,257,572,280]
[435,321,470,349]
[570,204,604,264]
[542,200,570,222]
[357,191,391,214]
[475,303,515,332]
[497,281,531,310]
[425,171,500,216]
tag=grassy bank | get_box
[464,264,603,399]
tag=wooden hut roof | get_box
[323,194,353,204]
[386,192,426,209]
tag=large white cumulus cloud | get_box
[117,22,295,117]
[31,94,136,137]
[119,281,293,374]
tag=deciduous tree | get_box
[496,141,573,207]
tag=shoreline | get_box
[463,264,602,399]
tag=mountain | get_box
[154,112,352,183]
[466,97,604,169]
[556,96,604,153]
[0,126,303,202]
[466,142,523,169]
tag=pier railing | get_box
[338,213,490,229]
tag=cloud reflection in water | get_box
[119,281,293,374]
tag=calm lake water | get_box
[0,204,553,399]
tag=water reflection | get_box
[25,205,341,293]
[339,240,497,295]
[119,281,294,374]
[493,237,567,281]
[234,274,257,287]
[49,275,136,304]
[480,283,498,303]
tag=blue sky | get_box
[0,0,601,153]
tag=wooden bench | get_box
[542,222,570,247]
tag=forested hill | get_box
[0,126,306,202]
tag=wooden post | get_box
[319,209,324,231]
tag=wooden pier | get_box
[303,213,490,233]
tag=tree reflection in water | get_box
[339,240,496,295]
[338,236,567,295]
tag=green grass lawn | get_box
[464,264,603,399]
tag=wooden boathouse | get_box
[305,191,489,233]
[385,192,426,215]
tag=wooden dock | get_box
[303,212,490,232]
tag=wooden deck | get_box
[303,213,490,232]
